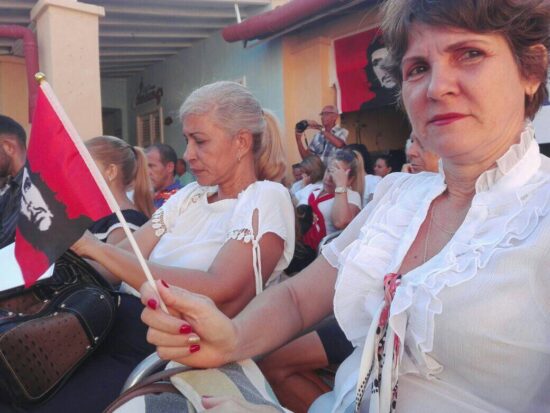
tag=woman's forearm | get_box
[84,242,252,315]
[229,256,336,362]
[331,192,357,229]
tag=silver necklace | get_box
[423,206,434,264]
[431,202,457,235]
[423,202,457,264]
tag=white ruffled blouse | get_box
[318,124,550,413]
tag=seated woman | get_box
[260,134,443,413]
[86,135,153,244]
[139,1,550,412]
[299,149,364,251]
[346,143,381,206]
[292,155,325,204]
[373,154,392,177]
[402,132,440,174]
[17,81,295,413]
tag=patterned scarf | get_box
[355,273,402,413]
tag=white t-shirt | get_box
[363,174,381,207]
[122,181,295,295]
[294,181,323,205]
[313,124,550,413]
[300,187,362,235]
[290,180,305,197]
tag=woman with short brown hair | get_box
[140,1,550,412]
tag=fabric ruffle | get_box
[334,123,550,378]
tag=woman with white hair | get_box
[15,81,295,413]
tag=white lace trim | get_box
[334,123,550,377]
[151,208,167,238]
[227,227,264,296]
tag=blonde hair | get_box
[179,81,287,182]
[331,149,365,201]
[86,136,154,218]
[300,155,325,183]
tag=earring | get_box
[237,153,241,162]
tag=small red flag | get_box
[15,81,116,287]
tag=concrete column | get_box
[31,0,105,139]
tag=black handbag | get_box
[0,250,117,407]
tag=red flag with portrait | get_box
[334,28,398,113]
[14,81,116,287]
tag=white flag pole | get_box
[37,74,167,312]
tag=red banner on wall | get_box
[334,28,398,113]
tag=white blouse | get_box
[122,181,295,295]
[363,174,381,207]
[304,188,362,235]
[314,124,550,413]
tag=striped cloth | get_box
[114,360,290,413]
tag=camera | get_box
[295,120,309,133]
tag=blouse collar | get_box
[438,123,540,195]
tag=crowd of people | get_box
[0,0,549,412]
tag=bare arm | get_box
[73,226,285,317]
[295,131,311,159]
[105,227,126,245]
[329,162,360,229]
[331,192,360,229]
[115,221,160,257]
[140,254,337,367]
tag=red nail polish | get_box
[161,280,169,288]
[190,344,200,353]
[180,324,192,334]
[147,299,158,310]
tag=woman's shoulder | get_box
[374,171,440,198]
[162,182,211,207]
[365,174,382,184]
[240,180,292,203]
[232,181,294,224]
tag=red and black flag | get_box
[14,79,117,287]
[334,28,398,113]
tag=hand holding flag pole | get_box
[15,73,167,312]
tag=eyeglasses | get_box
[319,111,337,116]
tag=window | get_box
[136,107,163,147]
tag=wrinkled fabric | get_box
[317,124,550,413]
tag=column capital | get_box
[31,0,105,21]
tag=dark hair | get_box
[0,115,26,149]
[376,154,392,170]
[146,143,178,177]
[292,163,302,170]
[300,155,325,183]
[381,0,550,119]
[365,34,387,89]
[345,143,374,174]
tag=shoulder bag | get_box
[0,250,117,407]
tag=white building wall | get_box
[125,31,284,157]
